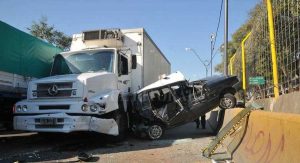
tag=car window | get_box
[137,93,151,110]
[160,87,174,104]
[170,83,187,99]
[192,83,206,100]
[149,90,160,100]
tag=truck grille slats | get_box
[36,90,72,97]
[37,82,72,89]
[35,82,73,98]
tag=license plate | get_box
[39,118,57,125]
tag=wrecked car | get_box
[129,71,239,140]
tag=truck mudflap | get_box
[13,113,119,135]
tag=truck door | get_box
[117,53,131,95]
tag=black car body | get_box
[129,72,239,139]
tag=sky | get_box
[0,0,260,81]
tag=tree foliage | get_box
[27,17,71,51]
[214,3,262,73]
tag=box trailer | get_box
[0,21,61,129]
[14,28,171,140]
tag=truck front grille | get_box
[35,82,73,98]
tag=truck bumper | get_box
[13,113,119,136]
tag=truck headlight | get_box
[17,105,21,112]
[22,105,27,112]
[81,104,89,112]
[32,92,37,97]
[72,90,76,96]
[90,104,100,112]
[99,103,106,111]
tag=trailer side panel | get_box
[143,30,171,86]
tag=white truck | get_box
[13,28,171,139]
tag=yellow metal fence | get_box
[230,0,300,99]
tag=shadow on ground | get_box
[0,122,215,163]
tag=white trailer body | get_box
[14,28,170,137]
[70,28,171,91]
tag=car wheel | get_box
[220,93,236,109]
[147,124,164,140]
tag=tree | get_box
[214,3,262,73]
[27,17,72,51]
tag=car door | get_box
[189,83,219,120]
[166,84,192,126]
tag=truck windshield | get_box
[51,51,114,75]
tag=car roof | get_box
[190,75,225,83]
[137,71,186,94]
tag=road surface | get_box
[0,122,215,163]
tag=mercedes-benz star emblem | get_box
[48,84,58,96]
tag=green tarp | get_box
[0,21,62,78]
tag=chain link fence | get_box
[230,0,300,99]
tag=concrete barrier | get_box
[255,91,300,114]
[206,108,243,133]
[220,108,300,163]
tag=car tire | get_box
[147,124,164,140]
[219,93,236,109]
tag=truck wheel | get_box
[111,111,128,142]
[220,93,236,109]
[147,124,164,140]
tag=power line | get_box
[211,0,224,60]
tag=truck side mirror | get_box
[132,55,137,69]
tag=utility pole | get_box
[224,0,229,75]
[210,33,215,76]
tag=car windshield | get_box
[51,50,114,75]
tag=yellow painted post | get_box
[228,65,230,75]
[266,0,280,99]
[241,32,252,92]
[229,53,236,75]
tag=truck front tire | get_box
[111,97,128,142]
[111,110,127,142]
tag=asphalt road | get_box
[0,122,215,163]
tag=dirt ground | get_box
[0,122,215,163]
